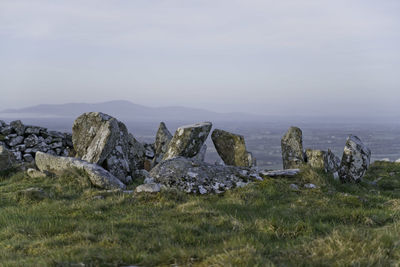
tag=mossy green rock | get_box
[163,122,212,160]
[281,126,305,169]
[211,129,253,167]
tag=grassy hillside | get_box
[1,162,400,266]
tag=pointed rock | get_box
[339,135,371,183]
[153,122,173,164]
[281,126,305,169]
[163,122,212,160]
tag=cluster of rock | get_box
[0,120,73,164]
[281,126,371,183]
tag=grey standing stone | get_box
[163,122,212,160]
[10,120,25,136]
[281,126,305,169]
[153,122,173,164]
[0,145,16,171]
[339,135,371,183]
[211,129,253,167]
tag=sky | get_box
[0,0,399,118]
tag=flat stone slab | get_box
[260,169,300,178]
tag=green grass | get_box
[1,162,400,266]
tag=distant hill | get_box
[0,100,266,123]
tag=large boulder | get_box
[153,122,173,164]
[305,149,340,173]
[339,135,371,183]
[35,152,126,190]
[281,126,305,169]
[163,122,212,160]
[211,129,253,167]
[0,145,16,171]
[150,157,260,194]
[10,120,25,136]
[72,112,144,183]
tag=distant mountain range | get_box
[0,100,266,123]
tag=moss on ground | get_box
[1,162,400,266]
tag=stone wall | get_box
[0,120,73,163]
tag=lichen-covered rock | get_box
[26,168,47,178]
[0,145,16,171]
[163,122,212,160]
[153,122,173,164]
[10,120,25,136]
[305,149,326,169]
[339,135,371,183]
[260,169,300,178]
[281,126,305,169]
[135,183,161,193]
[35,151,126,190]
[326,149,341,173]
[72,112,144,183]
[150,157,259,194]
[211,129,253,167]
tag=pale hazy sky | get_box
[1,0,399,117]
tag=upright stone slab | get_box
[325,149,341,173]
[163,122,212,160]
[211,129,253,167]
[72,112,144,183]
[305,149,326,169]
[281,126,305,169]
[339,135,371,183]
[153,122,173,164]
[0,145,16,171]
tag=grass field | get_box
[1,162,400,266]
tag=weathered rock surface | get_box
[72,112,144,183]
[135,183,161,193]
[26,168,48,178]
[260,169,300,178]
[211,129,253,167]
[153,122,173,164]
[0,145,16,171]
[305,149,340,173]
[35,152,126,190]
[163,122,212,160]
[17,187,47,201]
[150,157,260,194]
[339,135,371,183]
[192,144,207,161]
[281,126,305,169]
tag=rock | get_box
[304,183,317,189]
[143,159,153,171]
[12,151,22,161]
[163,122,212,160]
[144,144,155,159]
[305,149,340,173]
[8,136,24,147]
[0,145,16,170]
[17,187,47,201]
[72,112,143,183]
[153,122,173,164]
[290,184,300,190]
[135,183,161,193]
[35,152,126,190]
[260,169,300,178]
[326,149,341,173]
[281,126,305,169]
[128,134,146,171]
[339,135,371,183]
[25,126,46,135]
[26,168,47,178]
[24,134,39,148]
[192,144,207,161]
[0,120,5,127]
[211,129,253,167]
[1,126,12,136]
[150,156,260,194]
[23,154,34,162]
[333,172,339,180]
[10,120,25,135]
